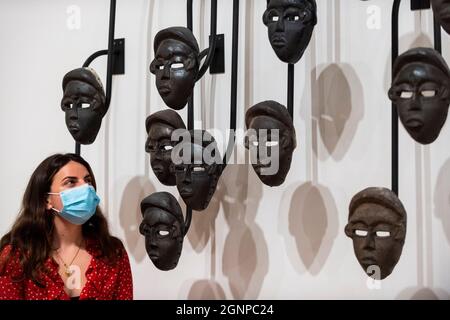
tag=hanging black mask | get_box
[345,187,407,280]
[145,110,186,186]
[173,130,222,211]
[388,47,450,145]
[431,0,450,35]
[263,0,317,64]
[245,101,297,187]
[140,192,185,271]
[150,27,200,110]
[61,68,107,145]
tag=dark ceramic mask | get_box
[145,110,186,186]
[263,0,317,64]
[245,101,296,187]
[140,192,185,271]
[431,0,450,35]
[389,48,450,144]
[345,187,407,280]
[173,130,222,211]
[150,27,200,110]
[61,68,107,145]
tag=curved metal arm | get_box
[82,50,109,68]
[192,0,218,81]
[81,0,116,111]
[76,0,117,156]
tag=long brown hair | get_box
[0,153,123,285]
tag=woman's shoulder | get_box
[0,244,20,261]
[0,244,23,274]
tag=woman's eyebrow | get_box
[60,176,78,183]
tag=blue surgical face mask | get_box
[48,184,100,225]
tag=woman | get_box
[0,153,133,300]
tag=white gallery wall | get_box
[0,0,449,299]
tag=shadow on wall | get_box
[311,63,364,161]
[119,176,156,263]
[396,287,450,300]
[187,279,227,300]
[279,181,339,276]
[221,163,269,299]
[434,158,450,246]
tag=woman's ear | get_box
[46,197,53,211]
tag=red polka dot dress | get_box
[0,239,133,300]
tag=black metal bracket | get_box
[210,34,225,74]
[112,38,125,75]
[411,0,430,10]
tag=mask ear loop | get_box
[47,192,62,215]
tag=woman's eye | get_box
[81,103,90,109]
[64,180,75,186]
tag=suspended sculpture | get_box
[245,101,297,187]
[389,47,450,144]
[345,187,407,280]
[61,68,107,145]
